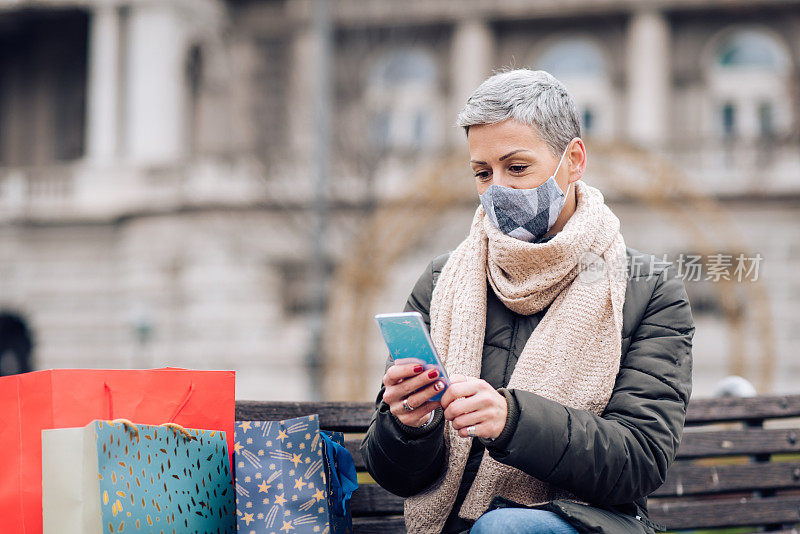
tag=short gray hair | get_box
[456,69,581,157]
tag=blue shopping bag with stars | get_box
[234,415,358,534]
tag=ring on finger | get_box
[467,425,476,438]
[402,399,414,412]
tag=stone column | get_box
[86,4,120,163]
[626,9,671,146]
[124,3,189,166]
[449,19,494,145]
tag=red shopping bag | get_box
[0,368,235,534]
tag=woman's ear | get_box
[568,138,587,181]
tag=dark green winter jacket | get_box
[360,247,694,533]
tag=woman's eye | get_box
[509,165,528,173]
[474,171,491,181]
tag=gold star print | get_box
[280,520,295,532]
[312,488,325,502]
[239,422,252,433]
[274,493,287,506]
[290,453,302,467]
[242,512,254,526]
[294,477,307,491]
[276,430,288,442]
[234,442,243,454]
[258,481,271,493]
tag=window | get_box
[758,101,774,139]
[537,38,607,77]
[721,103,736,138]
[715,30,789,71]
[534,37,612,138]
[706,28,791,142]
[0,10,88,166]
[582,108,595,135]
[366,49,439,151]
[275,260,334,317]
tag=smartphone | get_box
[374,311,450,401]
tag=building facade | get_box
[0,0,798,400]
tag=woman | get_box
[360,69,694,534]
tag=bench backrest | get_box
[236,395,800,532]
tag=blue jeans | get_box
[470,508,579,534]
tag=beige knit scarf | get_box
[404,181,627,533]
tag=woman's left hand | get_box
[440,375,508,440]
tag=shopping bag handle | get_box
[161,422,197,441]
[106,420,196,441]
[103,381,195,422]
[104,382,114,419]
[167,382,195,423]
[110,418,139,435]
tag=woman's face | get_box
[468,118,578,196]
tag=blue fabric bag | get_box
[234,415,358,533]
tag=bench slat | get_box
[234,394,800,431]
[350,484,800,530]
[353,516,406,533]
[676,428,800,458]
[649,494,800,530]
[348,433,800,474]
[236,400,373,431]
[685,395,800,425]
[351,484,404,515]
[345,439,367,470]
[234,394,800,425]
[651,462,800,497]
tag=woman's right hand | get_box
[382,362,446,427]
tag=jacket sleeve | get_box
[485,264,694,505]
[359,259,448,498]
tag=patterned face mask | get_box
[479,143,573,242]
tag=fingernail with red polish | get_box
[413,365,424,373]
[434,381,445,391]
[428,370,438,379]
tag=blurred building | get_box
[0,0,798,399]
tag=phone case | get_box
[374,311,449,401]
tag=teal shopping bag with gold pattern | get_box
[234,415,357,534]
[42,420,236,534]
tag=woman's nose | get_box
[493,171,516,188]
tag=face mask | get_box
[479,143,573,242]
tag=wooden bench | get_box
[236,395,800,533]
